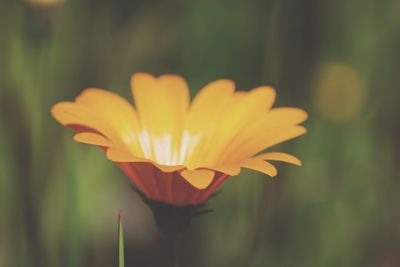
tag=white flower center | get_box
[137,128,201,166]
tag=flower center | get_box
[137,129,201,166]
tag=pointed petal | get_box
[186,79,235,133]
[198,86,277,166]
[51,102,123,146]
[107,147,149,162]
[259,107,308,129]
[131,73,164,133]
[131,73,190,163]
[244,86,276,111]
[207,165,242,176]
[180,169,215,189]
[218,107,307,162]
[75,88,142,155]
[155,164,185,173]
[240,158,277,177]
[157,74,190,124]
[52,102,101,129]
[258,126,307,151]
[131,73,188,134]
[107,147,184,172]
[184,79,235,167]
[256,152,302,166]
[157,74,190,155]
[224,126,306,163]
[74,132,113,147]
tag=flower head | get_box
[52,73,307,206]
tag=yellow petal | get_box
[258,107,308,129]
[258,126,307,151]
[106,147,183,173]
[131,73,163,133]
[131,73,190,164]
[157,74,190,124]
[154,164,185,173]
[131,73,188,133]
[224,126,306,163]
[245,126,307,160]
[75,88,142,155]
[184,79,235,168]
[186,79,235,129]
[74,132,113,147]
[52,102,98,128]
[180,169,215,189]
[240,158,277,177]
[157,74,190,154]
[256,152,302,166]
[245,86,276,111]
[51,102,122,145]
[200,86,277,166]
[220,108,307,161]
[207,164,241,176]
[107,147,148,162]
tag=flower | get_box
[52,73,307,206]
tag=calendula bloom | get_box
[52,73,307,206]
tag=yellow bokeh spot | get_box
[25,0,65,7]
[313,62,367,123]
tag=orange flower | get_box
[52,73,307,206]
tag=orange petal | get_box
[180,169,215,189]
[131,73,188,134]
[245,86,276,111]
[231,108,307,151]
[131,73,191,163]
[51,102,122,145]
[258,107,308,129]
[74,132,113,147]
[157,74,190,156]
[227,126,307,163]
[52,102,100,128]
[107,147,148,162]
[107,147,184,173]
[258,126,307,151]
[197,86,276,166]
[240,158,277,177]
[255,152,302,166]
[157,74,190,124]
[184,79,235,168]
[131,73,163,133]
[186,79,235,134]
[154,164,185,173]
[207,164,242,176]
[75,88,142,155]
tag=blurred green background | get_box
[1,0,400,266]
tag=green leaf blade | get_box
[118,211,125,267]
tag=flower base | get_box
[131,185,213,236]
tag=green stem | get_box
[167,234,179,267]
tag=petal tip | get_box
[74,132,113,147]
[131,72,155,83]
[180,169,215,189]
[50,101,73,125]
[293,158,303,166]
